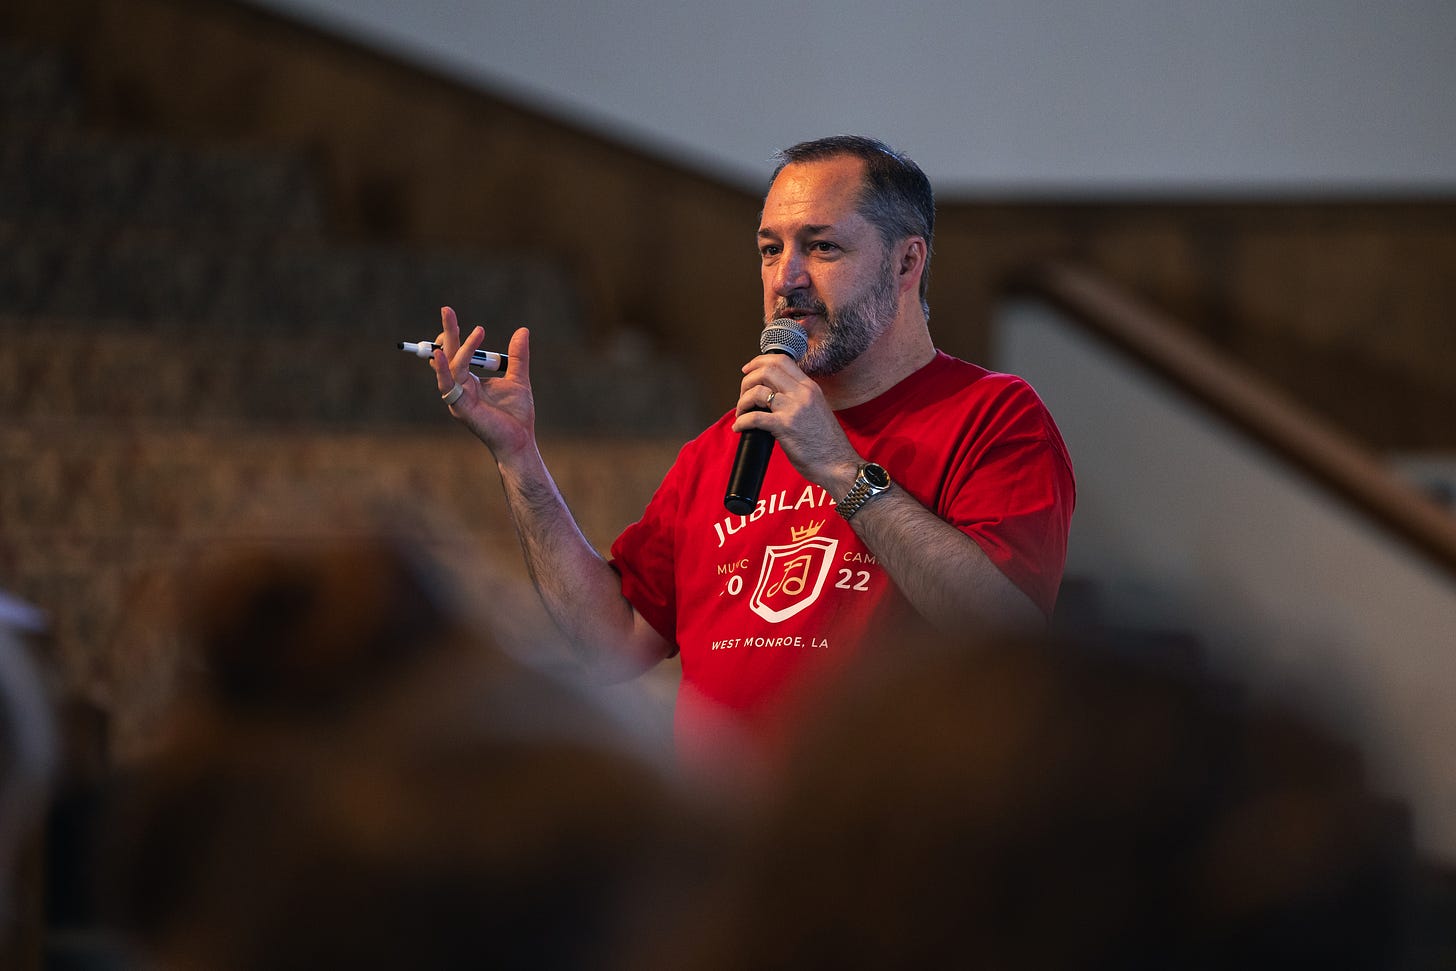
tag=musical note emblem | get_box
[750,520,838,623]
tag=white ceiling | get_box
[248,0,1456,197]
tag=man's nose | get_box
[773,250,811,294]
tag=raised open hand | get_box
[429,306,537,460]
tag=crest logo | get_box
[749,523,838,623]
[790,519,826,542]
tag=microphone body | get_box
[724,319,808,515]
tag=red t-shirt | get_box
[610,351,1074,757]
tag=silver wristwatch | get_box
[837,462,892,521]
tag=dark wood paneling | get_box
[6,0,1456,448]
[937,200,1456,449]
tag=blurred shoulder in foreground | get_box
[691,628,1418,971]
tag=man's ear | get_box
[897,237,927,287]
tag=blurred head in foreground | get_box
[104,534,702,971]
[691,632,1415,971]
[0,615,55,932]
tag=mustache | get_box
[774,296,828,317]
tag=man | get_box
[428,135,1074,760]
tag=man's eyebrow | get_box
[757,223,836,238]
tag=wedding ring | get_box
[766,390,778,409]
[441,383,466,405]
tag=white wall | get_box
[995,298,1456,863]
[246,0,1456,195]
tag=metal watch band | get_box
[837,463,891,521]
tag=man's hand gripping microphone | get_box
[724,319,809,515]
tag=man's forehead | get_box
[759,157,868,234]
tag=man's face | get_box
[758,157,899,377]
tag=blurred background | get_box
[1,0,1454,966]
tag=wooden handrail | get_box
[1010,259,1456,582]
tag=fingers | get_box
[429,346,453,394]
[439,306,461,357]
[739,352,805,397]
[734,384,779,417]
[454,326,485,382]
[425,310,528,412]
[738,350,810,420]
[731,386,787,439]
[430,328,476,393]
[431,306,463,394]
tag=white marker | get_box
[397,341,508,373]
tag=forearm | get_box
[845,486,1047,635]
[496,446,669,678]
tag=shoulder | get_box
[665,410,739,469]
[919,352,1050,412]
[925,355,1069,458]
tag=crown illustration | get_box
[789,519,827,542]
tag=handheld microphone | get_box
[724,319,809,515]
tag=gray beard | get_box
[774,259,898,378]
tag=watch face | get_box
[864,463,890,488]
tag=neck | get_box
[818,310,936,410]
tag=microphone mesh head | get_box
[761,319,809,361]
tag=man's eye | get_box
[810,241,839,253]
[759,245,780,258]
